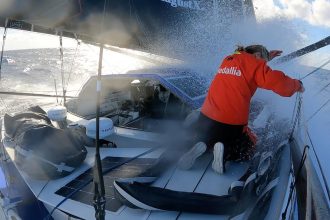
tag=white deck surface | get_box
[3,138,249,220]
[2,108,250,220]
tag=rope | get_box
[318,81,330,94]
[64,35,81,91]
[315,58,330,94]
[0,27,7,79]
[59,33,67,106]
[307,98,330,122]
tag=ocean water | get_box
[0,46,165,115]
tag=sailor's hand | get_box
[298,80,305,93]
[269,50,283,61]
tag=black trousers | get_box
[190,113,255,161]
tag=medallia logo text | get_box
[218,67,242,76]
[161,0,204,10]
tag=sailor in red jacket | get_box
[178,45,304,174]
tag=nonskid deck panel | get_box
[55,156,158,212]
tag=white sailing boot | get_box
[212,142,224,174]
[178,142,207,170]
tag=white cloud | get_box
[311,0,330,27]
[253,0,330,28]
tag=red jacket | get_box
[201,51,301,125]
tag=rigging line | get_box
[65,36,81,90]
[44,147,160,220]
[318,81,330,94]
[59,33,65,88]
[59,33,67,106]
[0,26,7,79]
[306,130,330,201]
[300,57,330,80]
[307,98,330,122]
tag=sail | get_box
[0,0,251,51]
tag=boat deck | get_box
[3,136,248,220]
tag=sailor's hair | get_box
[235,45,270,61]
[235,45,245,52]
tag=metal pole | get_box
[93,1,107,218]
[93,43,106,220]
